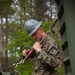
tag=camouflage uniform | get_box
[32,35,60,75]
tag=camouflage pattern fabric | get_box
[32,35,60,75]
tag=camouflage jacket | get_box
[32,35,60,75]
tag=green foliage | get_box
[0,0,15,17]
[16,59,34,75]
[41,21,53,32]
[8,22,24,37]
[8,30,35,56]
[58,67,65,75]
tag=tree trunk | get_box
[40,0,45,21]
[4,16,8,68]
[0,17,3,69]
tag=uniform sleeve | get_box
[39,41,60,68]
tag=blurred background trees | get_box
[0,0,63,75]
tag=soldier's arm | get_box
[38,42,60,68]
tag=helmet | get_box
[25,19,42,36]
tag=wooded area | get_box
[0,0,64,75]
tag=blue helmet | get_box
[25,19,42,36]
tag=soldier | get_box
[22,19,60,75]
